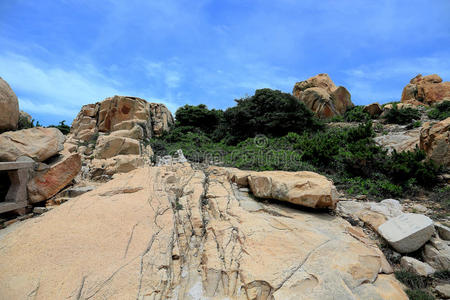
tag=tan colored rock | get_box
[90,155,146,177]
[0,127,65,162]
[228,168,338,209]
[401,74,450,106]
[293,73,354,118]
[70,96,174,142]
[94,135,140,159]
[420,117,450,167]
[0,164,406,299]
[364,103,383,117]
[0,77,19,131]
[27,153,81,203]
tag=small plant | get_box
[394,270,428,289]
[48,120,70,135]
[383,104,420,125]
[406,120,422,130]
[17,116,34,130]
[405,289,435,300]
[428,101,450,120]
[344,106,370,122]
[433,269,450,280]
[175,200,183,210]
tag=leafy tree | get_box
[48,120,70,135]
[223,88,322,143]
[175,104,224,135]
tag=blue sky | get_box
[0,0,449,125]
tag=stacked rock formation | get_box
[401,74,450,106]
[66,95,174,179]
[293,73,354,118]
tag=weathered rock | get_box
[293,73,354,118]
[436,284,450,299]
[0,164,408,299]
[70,96,174,141]
[401,74,450,106]
[94,135,140,159]
[27,153,82,203]
[364,103,383,117]
[18,110,32,123]
[90,154,146,177]
[374,128,420,153]
[420,117,450,167]
[436,223,450,241]
[400,256,435,276]
[0,77,19,131]
[0,127,65,162]
[378,213,434,253]
[227,169,338,209]
[423,237,450,270]
[62,185,95,198]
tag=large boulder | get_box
[27,153,82,203]
[70,95,174,142]
[364,103,383,118]
[420,117,450,167]
[401,74,450,106]
[94,135,141,159]
[0,77,19,131]
[228,168,338,209]
[293,73,354,118]
[0,127,65,162]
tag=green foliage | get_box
[383,104,420,125]
[344,105,371,122]
[405,289,435,300]
[395,270,428,289]
[48,120,70,135]
[17,116,34,130]
[406,120,422,130]
[342,177,403,198]
[433,269,450,280]
[428,101,450,120]
[429,186,450,209]
[223,89,322,143]
[175,104,224,137]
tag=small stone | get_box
[436,223,450,241]
[412,203,428,213]
[17,213,33,221]
[64,186,95,198]
[33,207,47,214]
[436,284,450,299]
[377,213,434,253]
[400,256,435,276]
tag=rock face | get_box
[401,74,450,106]
[364,103,383,117]
[0,164,407,299]
[0,127,65,162]
[0,77,19,131]
[70,95,174,142]
[420,117,450,167]
[94,135,141,159]
[293,73,354,118]
[228,168,338,209]
[400,256,435,276]
[423,237,450,271]
[27,153,82,203]
[374,128,420,153]
[378,213,434,253]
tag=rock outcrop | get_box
[401,74,450,106]
[0,127,65,162]
[293,73,354,118]
[228,168,338,209]
[364,103,383,118]
[420,117,450,168]
[0,77,19,131]
[70,95,174,142]
[0,164,408,299]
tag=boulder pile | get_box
[293,73,354,118]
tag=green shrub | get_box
[175,104,224,136]
[405,289,435,300]
[383,104,420,125]
[433,269,450,280]
[224,88,323,143]
[48,120,70,135]
[394,270,428,289]
[17,116,34,130]
[428,101,450,120]
[344,106,370,122]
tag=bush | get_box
[405,289,435,300]
[48,120,70,135]
[394,270,428,289]
[344,106,370,122]
[433,269,450,280]
[17,116,34,130]
[383,104,420,125]
[223,88,323,143]
[428,100,450,120]
[175,104,224,137]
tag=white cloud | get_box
[19,98,79,118]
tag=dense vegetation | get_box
[152,88,442,199]
[428,100,450,120]
[17,118,70,135]
[383,104,421,125]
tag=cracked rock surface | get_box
[0,164,407,299]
